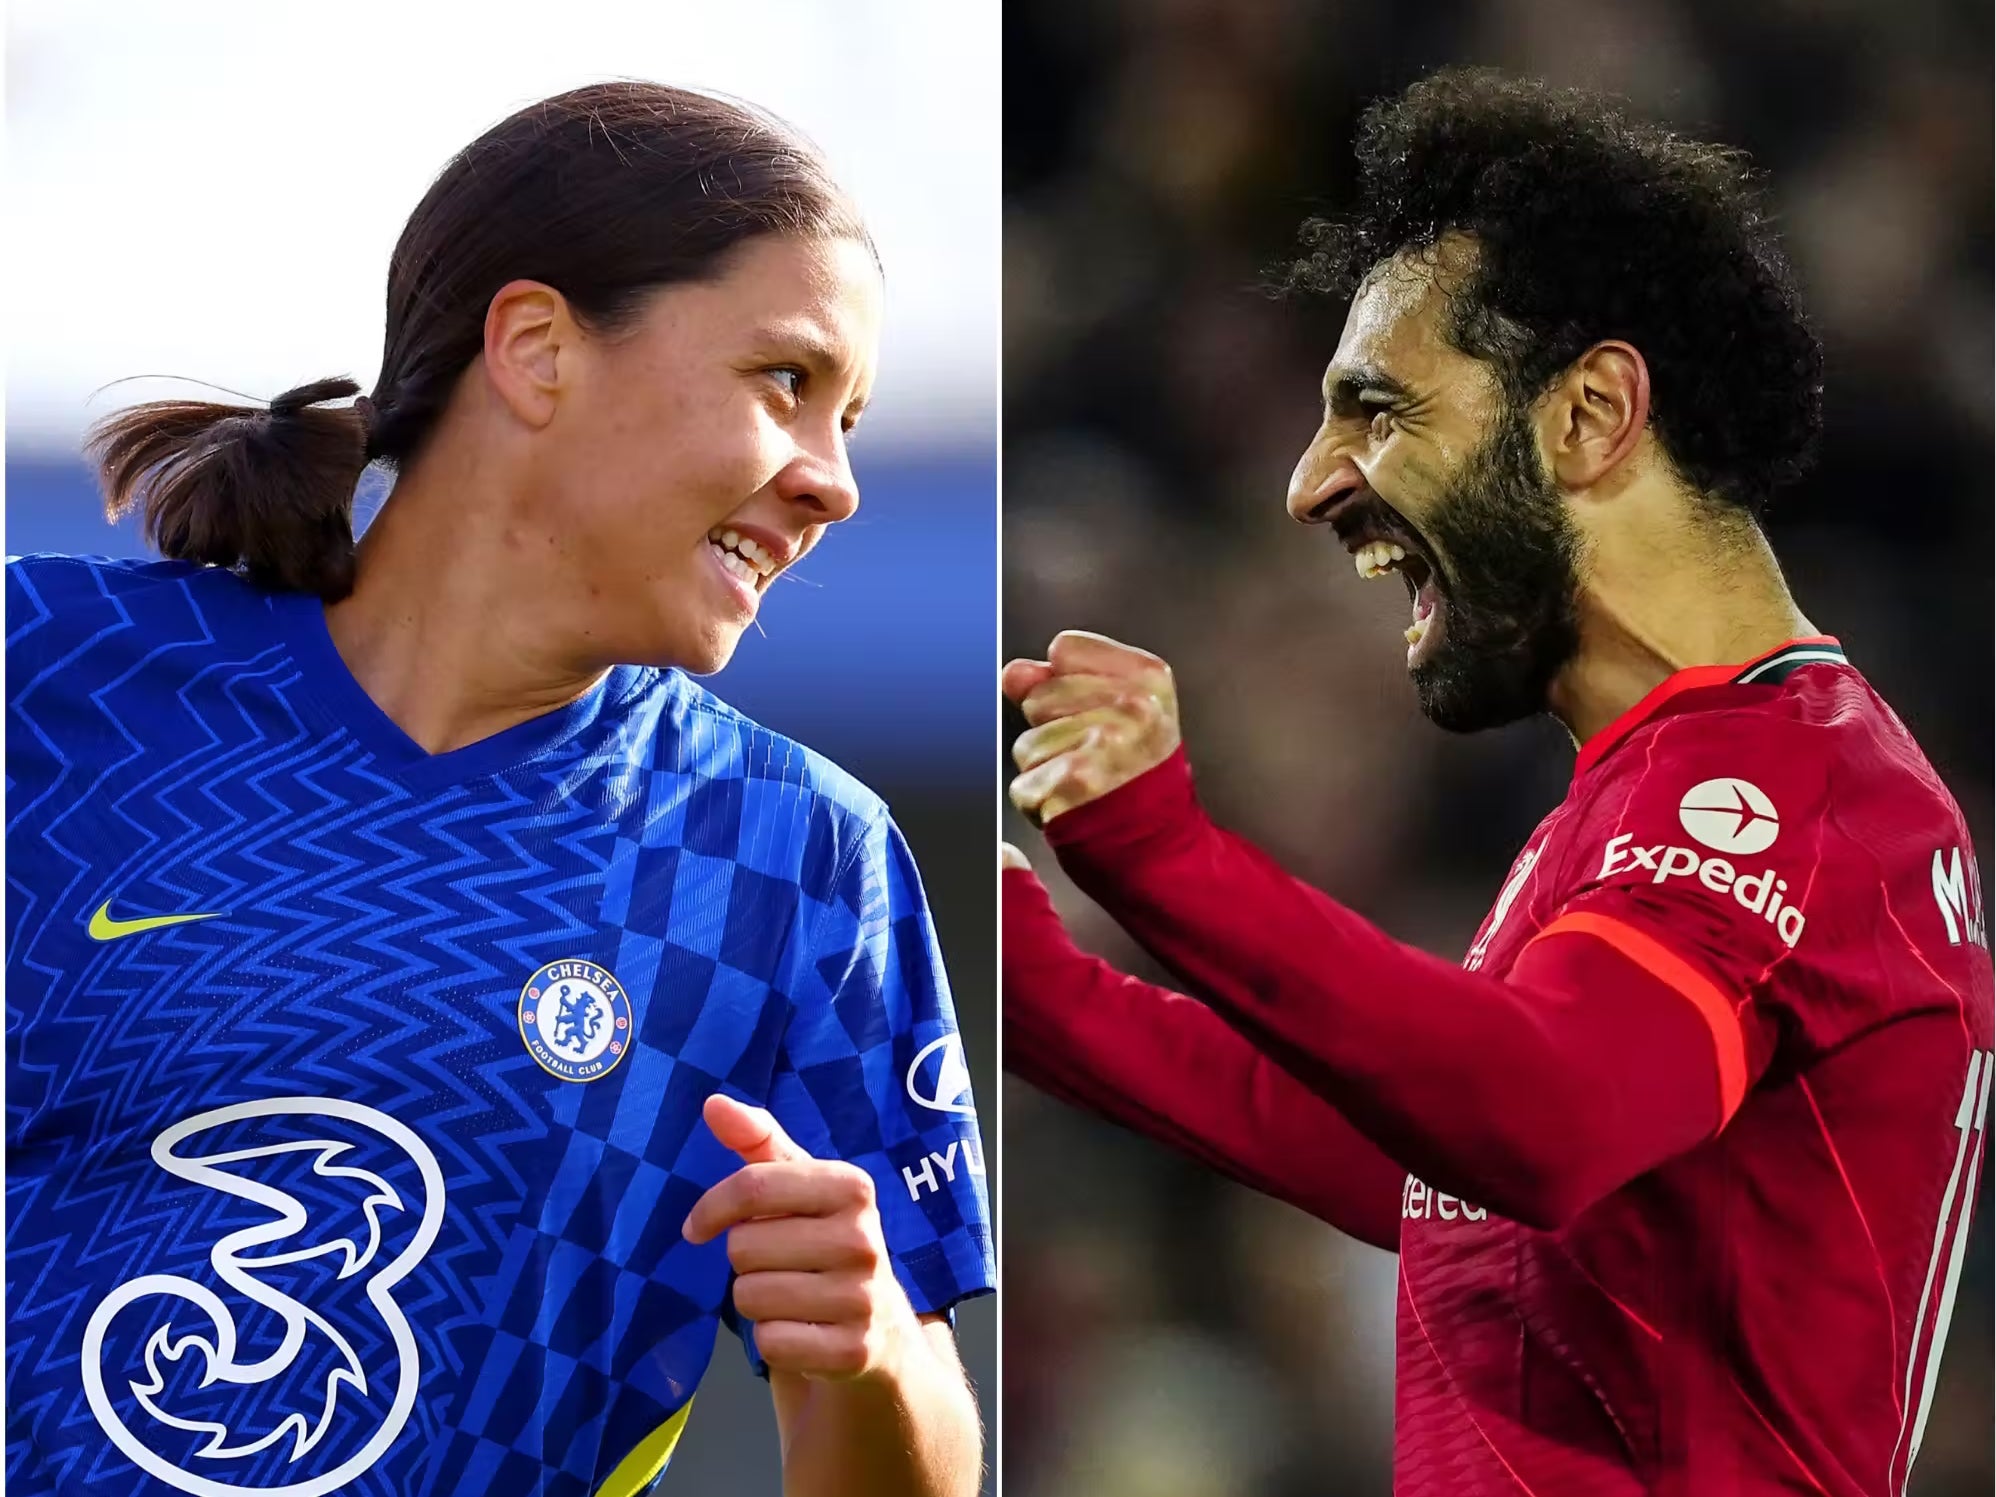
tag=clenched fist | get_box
[1002,630,1181,824]
[683,1094,920,1382]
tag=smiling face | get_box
[1286,248,1584,732]
[536,233,881,674]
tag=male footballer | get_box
[1003,69,1991,1496]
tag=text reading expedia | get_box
[1599,834,1806,948]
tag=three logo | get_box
[81,1098,446,1497]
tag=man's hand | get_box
[1001,842,1031,871]
[684,1094,921,1382]
[1003,630,1181,824]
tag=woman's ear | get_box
[481,280,574,431]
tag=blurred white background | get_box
[6,0,998,452]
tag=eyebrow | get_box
[1322,365,1412,414]
[755,322,844,374]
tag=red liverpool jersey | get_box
[1003,635,1992,1497]
[1400,639,1992,1495]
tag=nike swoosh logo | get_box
[87,902,226,942]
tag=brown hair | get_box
[87,82,868,600]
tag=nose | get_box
[1286,437,1367,524]
[777,435,860,526]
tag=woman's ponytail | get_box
[86,376,373,601]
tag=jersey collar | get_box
[268,588,657,789]
[1572,636,1847,780]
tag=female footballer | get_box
[7,82,990,1497]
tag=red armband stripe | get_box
[1529,911,1748,1125]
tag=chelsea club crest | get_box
[519,959,633,1083]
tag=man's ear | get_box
[1538,340,1650,490]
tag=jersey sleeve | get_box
[1004,864,1408,1250]
[727,810,994,1372]
[1531,718,1843,1119]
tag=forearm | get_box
[1045,752,1724,1226]
[776,1314,981,1497]
[1005,865,1405,1249]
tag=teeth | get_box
[1352,540,1400,580]
[1405,615,1430,648]
[707,528,779,579]
[715,546,758,584]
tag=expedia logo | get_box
[1596,778,1805,948]
[1599,835,1805,949]
[1677,778,1781,855]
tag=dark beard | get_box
[1411,402,1584,733]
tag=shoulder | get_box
[630,673,900,913]
[8,553,272,649]
[1585,665,1959,837]
[1569,664,1986,1030]
[651,672,889,827]
[11,552,217,602]
[629,678,938,954]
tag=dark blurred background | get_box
[1002,2,1992,1493]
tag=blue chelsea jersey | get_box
[5,555,994,1497]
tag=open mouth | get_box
[706,526,780,595]
[1330,496,1448,668]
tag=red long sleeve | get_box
[1041,750,1736,1230]
[1004,865,1407,1250]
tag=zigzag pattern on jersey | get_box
[5,563,724,1494]
[8,558,992,1496]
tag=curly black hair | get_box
[1285,68,1822,516]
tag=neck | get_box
[324,447,605,755]
[1547,510,1815,749]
